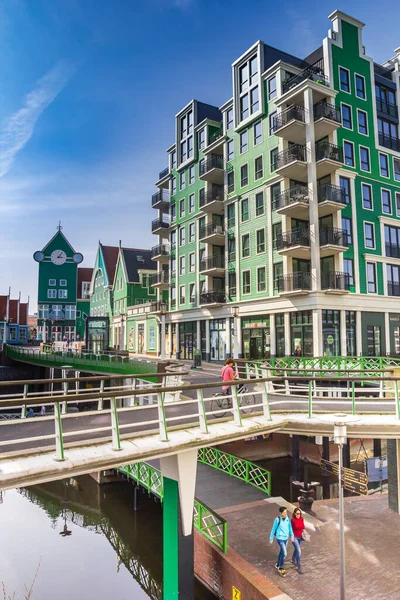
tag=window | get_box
[38,305,49,319]
[339,67,350,93]
[360,146,370,171]
[396,193,400,217]
[179,285,186,305]
[342,104,352,129]
[189,165,195,185]
[255,156,263,180]
[199,158,205,176]
[60,279,67,286]
[268,76,277,100]
[357,110,368,135]
[181,114,187,138]
[256,229,265,253]
[240,131,248,153]
[344,141,354,167]
[171,203,176,222]
[242,234,250,257]
[255,191,264,216]
[241,198,249,221]
[269,111,277,136]
[187,136,193,158]
[58,289,68,299]
[355,74,366,99]
[380,153,389,177]
[367,262,377,293]
[239,63,249,92]
[189,193,195,213]
[226,108,233,130]
[270,147,279,171]
[198,129,205,149]
[47,289,57,299]
[179,256,185,276]
[171,177,177,195]
[171,230,177,249]
[257,267,266,292]
[180,140,187,163]
[227,171,235,194]
[249,55,258,86]
[189,253,195,272]
[189,222,195,242]
[227,203,235,228]
[65,305,76,320]
[250,87,259,113]
[272,222,282,245]
[240,94,249,120]
[382,189,392,214]
[344,258,354,287]
[339,176,351,204]
[271,182,281,206]
[364,222,375,249]
[189,283,195,303]
[171,258,176,275]
[387,264,400,296]
[254,120,262,145]
[240,164,248,187]
[179,226,185,246]
[242,270,251,294]
[180,171,186,190]
[171,151,177,169]
[227,139,234,161]
[179,198,185,217]
[49,279,56,286]
[362,183,373,209]
[228,272,236,297]
[342,217,352,244]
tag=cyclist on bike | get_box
[221,358,236,395]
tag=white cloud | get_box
[0,62,75,177]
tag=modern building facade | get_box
[149,10,400,361]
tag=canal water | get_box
[0,476,216,599]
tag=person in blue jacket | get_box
[269,506,294,576]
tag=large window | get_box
[238,54,259,122]
[367,262,377,293]
[355,74,366,99]
[268,76,277,100]
[360,146,370,171]
[382,189,392,214]
[342,104,352,129]
[362,183,372,210]
[339,67,350,93]
[344,141,354,167]
[357,110,368,135]
[379,153,389,177]
[346,311,357,355]
[339,176,351,204]
[385,224,400,258]
[65,305,76,320]
[342,217,352,245]
[387,264,400,296]
[364,222,375,249]
[290,311,313,357]
[344,258,354,287]
[322,310,340,356]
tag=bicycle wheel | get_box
[210,394,231,419]
[240,390,256,414]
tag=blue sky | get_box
[0,0,399,309]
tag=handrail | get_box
[272,105,305,131]
[272,185,309,210]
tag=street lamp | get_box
[231,305,239,359]
[160,302,167,360]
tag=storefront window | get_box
[346,311,356,356]
[367,325,381,356]
[210,319,227,361]
[200,321,207,360]
[275,314,285,357]
[179,322,197,360]
[322,310,340,356]
[290,311,313,356]
[242,317,270,359]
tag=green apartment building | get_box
[151,10,400,362]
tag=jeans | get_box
[292,537,303,567]
[276,538,288,568]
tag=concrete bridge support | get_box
[388,440,400,514]
[160,450,198,599]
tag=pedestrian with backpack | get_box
[269,506,294,577]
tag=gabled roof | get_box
[41,229,76,254]
[101,244,119,286]
[77,268,93,299]
[121,248,156,283]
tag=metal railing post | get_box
[111,396,122,451]
[54,401,65,461]
[98,379,104,410]
[61,377,68,414]
[197,389,209,434]
[261,381,272,420]
[231,384,243,427]
[395,380,400,420]
[308,380,313,418]
[157,392,169,441]
[351,381,356,415]
[21,384,28,419]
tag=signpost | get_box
[320,458,368,496]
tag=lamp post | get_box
[160,302,167,360]
[231,305,239,359]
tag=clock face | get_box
[50,249,67,265]
[73,252,84,264]
[33,251,45,262]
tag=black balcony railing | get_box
[152,217,170,232]
[318,183,346,205]
[151,271,169,286]
[200,155,224,176]
[272,185,309,210]
[374,62,394,80]
[274,145,307,170]
[282,59,327,93]
[276,227,310,250]
[158,167,169,180]
[200,255,225,271]
[152,244,169,258]
[152,190,170,207]
[150,301,167,312]
[320,227,349,247]
[199,222,225,240]
[199,291,226,305]
[314,100,341,124]
[315,141,343,163]
[272,105,305,131]
[208,127,224,145]
[376,97,398,118]
[199,185,225,208]
[321,272,350,291]
[378,133,400,153]
[388,281,400,297]
[386,243,400,259]
[277,272,312,293]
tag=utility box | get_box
[193,348,202,369]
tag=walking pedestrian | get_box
[269,506,294,577]
[291,507,306,574]
[221,358,236,395]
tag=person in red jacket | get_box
[291,508,306,573]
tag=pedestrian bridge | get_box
[1,369,400,492]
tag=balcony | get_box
[152,190,170,211]
[273,185,309,219]
[199,254,225,275]
[315,141,343,178]
[199,155,224,184]
[151,271,169,289]
[274,145,308,182]
[314,101,341,139]
[272,105,306,144]
[205,127,225,154]
[317,183,347,217]
[199,222,225,244]
[156,167,170,190]
[152,217,170,234]
[276,227,310,259]
[152,244,169,262]
[199,185,225,214]
[385,243,400,259]
[281,59,329,104]
[199,290,226,306]
[376,97,398,118]
[378,133,400,153]
[321,272,350,294]
[277,272,311,296]
[150,301,168,313]
[319,227,348,257]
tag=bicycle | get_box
[210,383,256,418]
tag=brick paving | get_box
[222,493,400,600]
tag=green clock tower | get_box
[34,224,84,342]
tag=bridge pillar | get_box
[373,439,382,458]
[160,450,197,599]
[387,440,400,514]
[291,435,300,482]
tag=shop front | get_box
[179,322,197,360]
[290,311,313,356]
[389,314,400,355]
[209,319,227,362]
[322,310,340,356]
[242,317,271,360]
[86,317,110,352]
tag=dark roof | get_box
[263,44,309,72]
[101,244,119,285]
[77,268,93,299]
[196,101,222,125]
[122,248,156,283]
